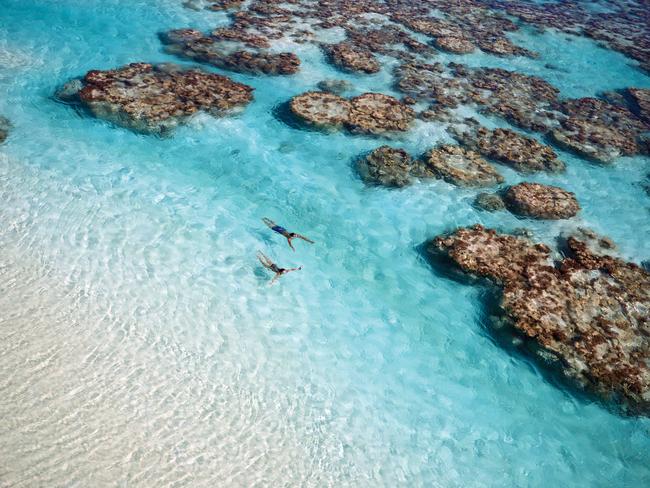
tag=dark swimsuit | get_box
[271,225,287,235]
[270,264,283,273]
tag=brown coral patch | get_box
[423,145,503,187]
[66,63,253,134]
[289,91,352,129]
[347,93,415,135]
[430,225,650,414]
[504,182,580,220]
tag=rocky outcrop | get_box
[357,146,413,187]
[161,28,300,75]
[423,145,503,187]
[0,116,10,144]
[289,92,415,135]
[324,42,380,74]
[450,124,565,173]
[434,36,475,54]
[57,63,253,135]
[430,225,650,415]
[289,91,352,130]
[347,93,415,135]
[504,182,580,220]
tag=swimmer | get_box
[257,251,302,285]
[262,217,314,251]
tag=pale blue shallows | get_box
[0,0,649,486]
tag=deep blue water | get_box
[0,0,649,486]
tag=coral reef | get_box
[392,4,535,58]
[183,0,243,10]
[289,91,415,135]
[626,88,650,123]
[347,93,415,135]
[289,91,352,130]
[549,97,647,163]
[395,62,649,163]
[161,28,300,75]
[494,0,650,74]
[357,145,413,187]
[394,63,562,131]
[423,145,503,187]
[317,79,354,95]
[504,182,580,220]
[434,36,475,54]
[474,192,505,212]
[450,123,565,173]
[430,225,650,415]
[57,63,253,134]
[324,42,380,74]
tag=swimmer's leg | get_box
[262,217,276,229]
[257,251,274,269]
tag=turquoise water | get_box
[0,1,649,486]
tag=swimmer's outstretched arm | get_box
[295,233,314,244]
[269,266,302,285]
[286,237,296,251]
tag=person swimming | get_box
[257,251,302,285]
[262,217,314,251]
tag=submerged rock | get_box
[161,28,300,75]
[324,42,380,74]
[450,124,565,173]
[393,9,534,58]
[430,225,650,415]
[423,145,503,187]
[357,146,413,187]
[289,91,414,135]
[474,192,506,212]
[624,88,650,124]
[183,0,242,10]
[0,116,10,144]
[499,0,650,74]
[550,97,648,163]
[206,0,243,10]
[461,65,561,132]
[317,79,353,95]
[563,227,617,254]
[394,63,562,131]
[418,104,456,123]
[549,118,637,164]
[59,63,253,135]
[504,182,580,220]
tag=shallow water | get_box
[0,0,649,486]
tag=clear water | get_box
[0,1,649,486]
